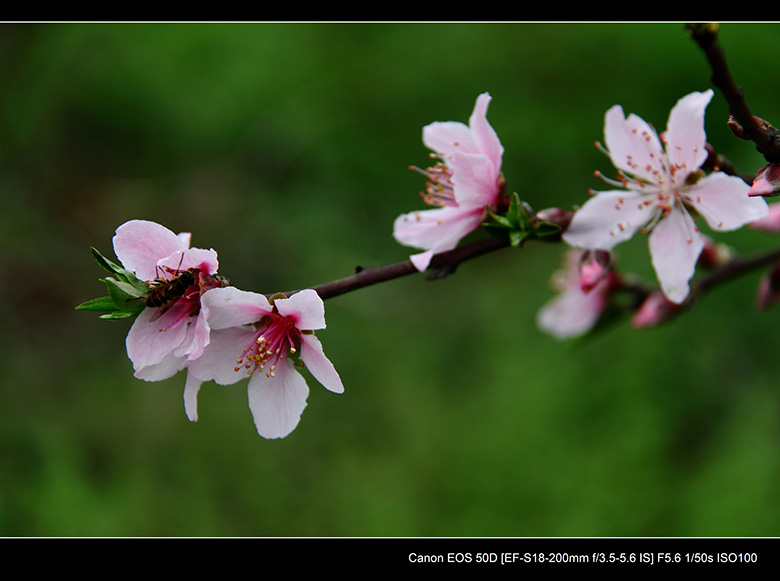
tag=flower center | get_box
[410,157,458,208]
[235,313,300,378]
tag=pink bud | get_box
[728,115,772,141]
[697,235,733,268]
[632,291,680,328]
[578,250,612,293]
[535,207,572,231]
[748,164,780,197]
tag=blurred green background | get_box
[2,22,780,537]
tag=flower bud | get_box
[632,291,680,328]
[728,115,773,141]
[578,249,612,293]
[696,235,734,268]
[535,207,572,231]
[748,163,780,197]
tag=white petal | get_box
[451,151,499,207]
[159,247,220,276]
[562,190,651,251]
[201,287,271,330]
[648,207,704,304]
[604,106,666,184]
[664,90,713,174]
[536,285,606,339]
[247,361,309,439]
[275,289,326,331]
[113,220,187,281]
[423,121,475,158]
[300,333,344,394]
[468,92,503,170]
[685,172,769,231]
[410,250,435,272]
[393,206,484,263]
[183,372,202,422]
[188,326,256,386]
[133,350,186,382]
[126,304,191,370]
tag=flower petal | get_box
[451,151,500,207]
[468,92,503,170]
[393,205,484,270]
[537,284,607,339]
[202,286,271,330]
[300,333,344,394]
[562,190,651,251]
[664,90,713,174]
[183,372,202,422]
[188,326,256,386]
[161,247,220,276]
[604,106,666,184]
[247,360,309,439]
[685,172,768,231]
[133,350,187,382]
[423,120,475,158]
[275,289,326,331]
[113,220,188,281]
[126,304,192,371]
[648,206,704,304]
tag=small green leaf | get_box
[76,296,117,312]
[90,247,148,293]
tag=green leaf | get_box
[76,296,118,312]
[90,247,148,293]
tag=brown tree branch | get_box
[688,22,780,164]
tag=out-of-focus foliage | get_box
[2,23,780,536]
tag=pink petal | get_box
[275,289,326,331]
[648,207,704,304]
[604,106,666,185]
[247,360,309,439]
[562,190,650,251]
[188,326,256,386]
[468,92,503,169]
[450,151,500,207]
[685,172,768,231]
[201,287,271,330]
[113,220,188,281]
[161,247,220,276]
[300,333,344,394]
[393,205,484,270]
[409,250,436,272]
[183,372,202,422]
[664,90,713,174]
[126,304,192,371]
[133,350,187,382]
[536,284,606,339]
[423,120,476,158]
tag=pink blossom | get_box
[186,288,343,439]
[563,90,768,304]
[537,249,616,339]
[393,92,505,271]
[112,219,222,381]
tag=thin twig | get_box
[688,22,780,164]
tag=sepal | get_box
[484,193,563,247]
[76,247,148,319]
